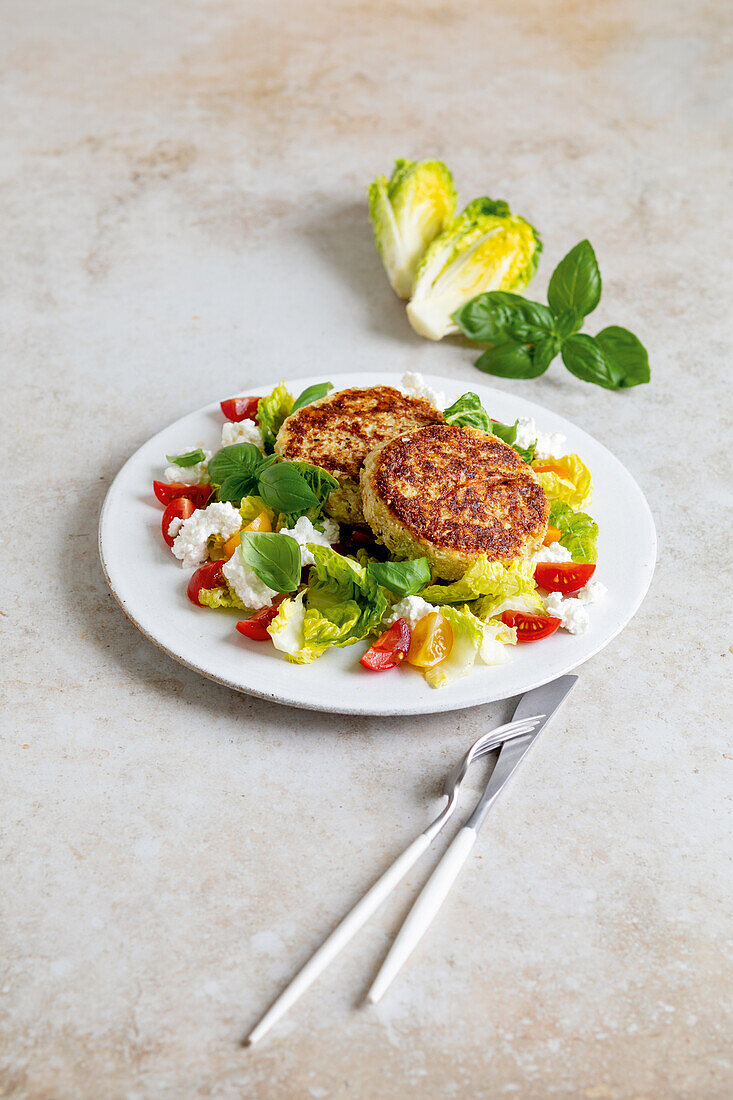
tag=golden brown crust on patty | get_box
[361,423,549,578]
[275,386,443,481]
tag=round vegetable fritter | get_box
[275,386,443,523]
[360,422,549,580]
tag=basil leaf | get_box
[547,240,601,318]
[165,447,206,467]
[290,462,339,503]
[238,532,302,593]
[367,557,432,597]
[443,392,492,433]
[290,382,334,414]
[561,333,621,389]
[454,292,555,345]
[489,418,518,445]
[257,463,320,514]
[475,342,550,380]
[208,443,264,504]
[594,326,650,388]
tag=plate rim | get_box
[98,371,657,715]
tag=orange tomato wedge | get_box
[406,611,454,668]
[533,462,568,479]
[222,510,272,560]
[543,525,561,545]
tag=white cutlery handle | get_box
[247,831,431,1045]
[366,826,477,1005]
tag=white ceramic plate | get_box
[99,372,656,715]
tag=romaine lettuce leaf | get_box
[534,453,592,507]
[257,382,294,451]
[198,586,248,611]
[423,558,544,617]
[549,501,598,563]
[267,545,388,663]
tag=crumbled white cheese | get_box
[171,502,241,569]
[167,516,185,540]
[222,549,278,610]
[383,594,434,630]
[534,542,573,563]
[400,372,446,411]
[221,420,264,449]
[543,580,606,635]
[514,416,567,460]
[164,448,212,486]
[278,515,340,566]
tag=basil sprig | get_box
[367,557,431,597]
[453,240,649,389]
[166,447,206,467]
[208,443,337,522]
[238,532,302,593]
[443,392,536,465]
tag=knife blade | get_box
[366,675,578,1004]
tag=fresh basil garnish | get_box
[165,447,206,467]
[207,443,264,504]
[452,239,649,390]
[238,531,302,593]
[367,557,432,597]
[257,463,320,514]
[290,382,334,414]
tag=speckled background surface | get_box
[2,1,732,1097]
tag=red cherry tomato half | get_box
[153,480,213,508]
[360,618,411,671]
[220,396,261,422]
[534,562,596,595]
[501,610,562,642]
[187,560,226,606]
[162,497,195,547]
[236,596,286,641]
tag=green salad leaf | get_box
[198,586,247,610]
[367,557,431,597]
[442,391,536,465]
[290,382,334,414]
[166,447,206,467]
[423,605,514,689]
[238,531,302,593]
[257,382,294,451]
[549,502,599,563]
[424,558,544,618]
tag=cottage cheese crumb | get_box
[221,420,264,449]
[383,595,434,630]
[514,416,567,460]
[164,447,212,486]
[534,542,573,563]
[400,372,446,411]
[543,579,606,634]
[279,516,339,566]
[171,502,241,568]
[222,550,278,610]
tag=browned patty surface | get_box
[275,385,443,480]
[373,423,549,558]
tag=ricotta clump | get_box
[222,550,278,610]
[279,516,340,566]
[543,580,607,634]
[171,502,241,569]
[514,417,567,460]
[534,542,573,563]
[164,448,212,485]
[221,420,264,449]
[400,372,447,412]
[383,594,434,630]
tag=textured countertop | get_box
[2,1,731,1097]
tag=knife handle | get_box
[366,826,477,1004]
[247,831,432,1045]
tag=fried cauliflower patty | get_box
[360,422,549,580]
[275,386,443,523]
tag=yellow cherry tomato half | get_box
[406,611,454,668]
[543,525,561,545]
[222,510,273,561]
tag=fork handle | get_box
[246,831,432,1045]
[366,826,477,1005]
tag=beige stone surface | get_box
[2,0,732,1096]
